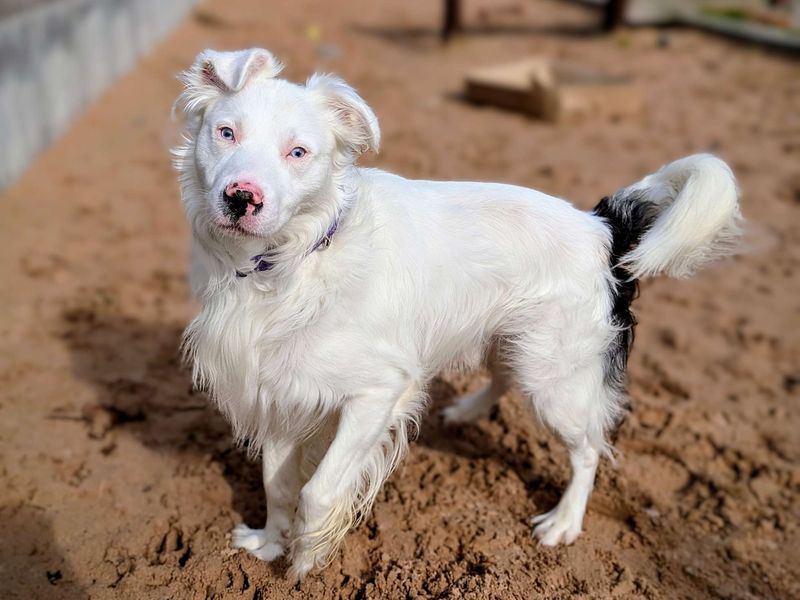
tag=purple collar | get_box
[236,216,340,278]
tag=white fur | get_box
[619,154,741,279]
[173,48,742,579]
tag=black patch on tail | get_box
[592,192,659,426]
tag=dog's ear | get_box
[306,74,380,155]
[196,48,282,92]
[177,48,283,113]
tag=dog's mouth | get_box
[218,222,260,237]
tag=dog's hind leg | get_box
[511,322,621,545]
[530,431,601,545]
[231,433,303,561]
[441,358,509,424]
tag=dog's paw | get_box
[440,385,495,425]
[231,524,286,561]
[287,549,316,582]
[530,506,583,546]
[440,403,472,425]
[231,523,268,550]
[286,520,326,581]
[441,397,489,425]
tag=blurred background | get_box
[0,1,798,599]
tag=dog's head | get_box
[174,48,379,240]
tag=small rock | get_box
[164,527,182,553]
[727,537,750,562]
[750,474,780,503]
[100,434,117,455]
[82,404,113,439]
[46,569,62,585]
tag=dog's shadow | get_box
[59,303,561,534]
[416,378,564,512]
[59,305,266,528]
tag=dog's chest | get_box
[192,282,366,410]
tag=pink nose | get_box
[224,181,264,207]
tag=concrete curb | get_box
[0,0,197,188]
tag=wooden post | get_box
[602,0,627,31]
[442,0,463,42]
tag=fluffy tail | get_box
[594,154,742,280]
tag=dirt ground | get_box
[1,0,798,598]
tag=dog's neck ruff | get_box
[235,214,341,278]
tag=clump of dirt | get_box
[0,0,798,598]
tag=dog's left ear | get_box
[177,48,283,114]
[306,74,380,155]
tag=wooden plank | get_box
[465,57,642,122]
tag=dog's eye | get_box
[218,127,235,142]
[289,147,307,159]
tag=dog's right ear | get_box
[306,74,380,156]
[176,48,283,114]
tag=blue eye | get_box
[219,127,235,141]
[290,147,307,159]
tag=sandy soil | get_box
[1,0,798,598]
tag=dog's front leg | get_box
[231,433,302,561]
[288,385,406,580]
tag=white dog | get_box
[174,48,741,579]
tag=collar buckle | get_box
[237,210,342,278]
